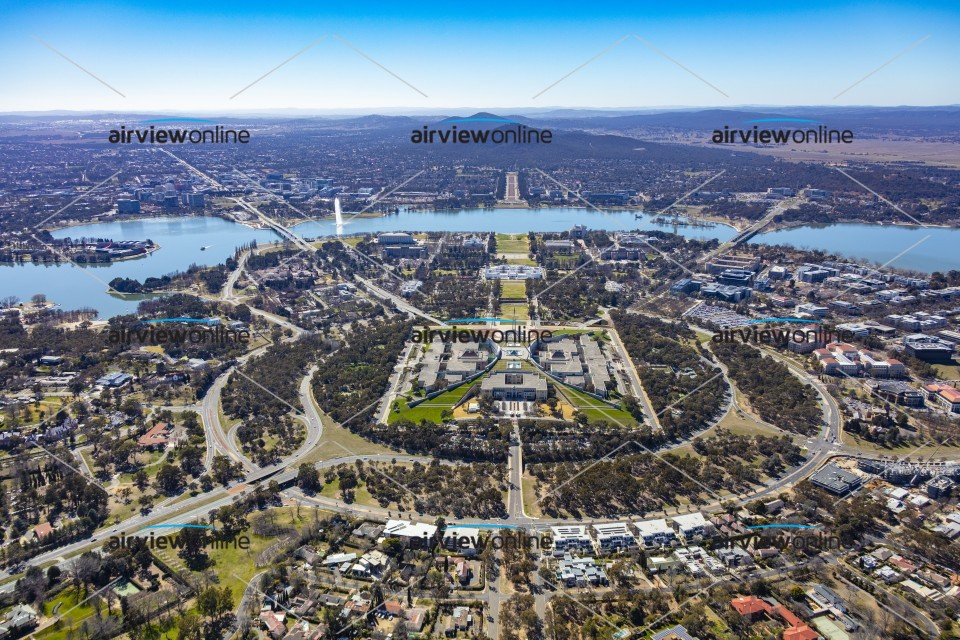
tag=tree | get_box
[211,454,241,485]
[296,463,321,493]
[178,528,209,569]
[154,464,185,495]
[197,586,221,620]
[177,615,205,640]
[217,586,234,618]
[133,470,149,491]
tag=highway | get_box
[355,274,448,325]
[220,248,251,302]
[700,196,800,265]
[605,314,661,430]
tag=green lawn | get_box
[499,303,529,321]
[179,531,276,607]
[389,384,474,424]
[557,386,637,426]
[500,281,527,300]
[495,233,530,253]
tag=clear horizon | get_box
[2,1,957,111]
[3,104,960,117]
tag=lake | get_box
[751,223,956,274]
[2,209,958,319]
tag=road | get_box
[221,248,251,302]
[507,421,529,522]
[201,364,255,471]
[700,196,800,265]
[377,342,414,423]
[503,171,521,204]
[605,314,660,430]
[14,204,959,634]
[354,274,447,325]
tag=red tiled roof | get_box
[783,623,821,640]
[384,601,403,615]
[773,605,803,627]
[33,523,54,539]
[138,422,171,448]
[731,596,771,616]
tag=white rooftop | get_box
[671,513,708,529]
[592,522,634,538]
[550,525,590,540]
[635,518,674,536]
[383,519,438,539]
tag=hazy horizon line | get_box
[2,104,959,119]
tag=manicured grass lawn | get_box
[494,359,536,371]
[505,257,538,266]
[499,304,529,321]
[495,233,530,253]
[500,281,527,300]
[557,387,637,426]
[389,384,474,424]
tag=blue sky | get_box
[2,1,958,112]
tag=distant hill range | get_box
[4,106,959,137]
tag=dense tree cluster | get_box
[355,418,508,461]
[531,431,800,518]
[223,333,333,420]
[612,311,727,438]
[325,460,507,519]
[712,341,822,435]
[311,317,415,424]
[520,420,656,463]
[409,269,492,320]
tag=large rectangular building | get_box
[810,464,862,495]
[549,525,593,553]
[479,372,548,401]
[634,518,677,548]
[903,334,955,363]
[671,513,712,541]
[591,522,636,553]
